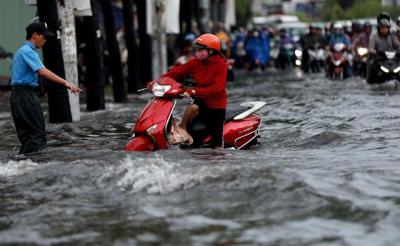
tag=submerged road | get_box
[0,70,400,245]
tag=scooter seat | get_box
[188,107,243,133]
[225,108,246,122]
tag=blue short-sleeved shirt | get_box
[11,41,45,87]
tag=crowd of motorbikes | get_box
[266,25,363,81]
[231,17,400,86]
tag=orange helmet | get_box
[194,33,221,51]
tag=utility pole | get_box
[37,0,72,123]
[100,0,127,102]
[122,0,141,92]
[57,0,80,121]
[153,0,167,76]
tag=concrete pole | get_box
[57,0,80,121]
[153,0,167,76]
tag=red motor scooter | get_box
[124,77,266,151]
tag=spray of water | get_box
[100,155,219,194]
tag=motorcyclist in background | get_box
[276,28,298,69]
[352,22,372,77]
[367,12,400,83]
[328,23,351,49]
[244,29,270,72]
[350,21,363,41]
[300,24,327,73]
[369,12,400,55]
[352,22,372,49]
[327,22,352,77]
[278,28,297,49]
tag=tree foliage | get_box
[321,0,400,21]
[321,0,347,20]
[235,0,251,27]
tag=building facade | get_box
[0,0,36,77]
[251,0,325,17]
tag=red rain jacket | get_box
[161,55,227,109]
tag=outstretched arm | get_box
[38,68,82,94]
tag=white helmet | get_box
[333,22,343,29]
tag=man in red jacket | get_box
[161,33,227,148]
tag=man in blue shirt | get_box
[10,22,82,154]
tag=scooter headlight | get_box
[357,47,368,56]
[394,66,400,73]
[385,51,396,60]
[380,66,390,73]
[152,83,171,97]
[295,60,302,66]
[295,49,302,57]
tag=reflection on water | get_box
[1,71,400,245]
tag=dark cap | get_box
[26,22,54,38]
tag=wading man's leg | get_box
[179,104,199,130]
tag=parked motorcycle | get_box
[124,77,266,151]
[367,50,400,84]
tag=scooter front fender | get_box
[125,135,155,151]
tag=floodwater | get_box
[1,71,400,245]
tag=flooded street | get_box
[1,71,400,245]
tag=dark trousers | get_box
[194,98,226,148]
[201,107,225,147]
[10,86,47,154]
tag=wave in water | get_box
[0,159,51,177]
[100,155,219,194]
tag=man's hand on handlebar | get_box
[182,91,191,98]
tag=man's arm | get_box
[369,35,377,54]
[38,68,82,94]
[392,34,400,53]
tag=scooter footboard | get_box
[224,113,262,149]
[125,135,155,151]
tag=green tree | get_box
[320,0,400,20]
[347,0,384,19]
[235,0,251,27]
[321,0,347,21]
